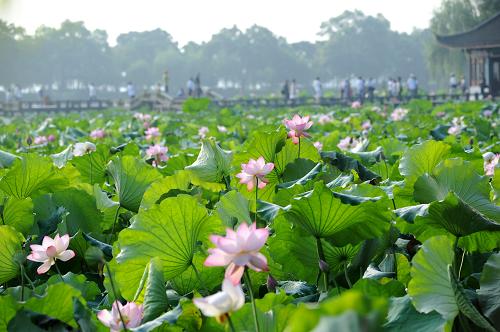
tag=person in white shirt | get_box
[89,83,97,101]
[127,82,136,99]
[449,73,458,95]
[289,79,297,103]
[407,74,418,98]
[313,77,322,103]
[187,78,195,97]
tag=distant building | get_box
[436,12,500,97]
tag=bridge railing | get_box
[0,93,492,115]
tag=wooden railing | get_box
[0,93,492,115]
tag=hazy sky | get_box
[1,0,442,46]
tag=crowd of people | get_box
[2,72,473,105]
[277,73,470,104]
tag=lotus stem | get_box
[109,205,121,244]
[54,261,65,283]
[191,262,208,295]
[255,179,258,224]
[298,137,301,159]
[104,262,128,332]
[88,153,93,184]
[227,315,236,332]
[20,266,24,301]
[344,263,352,288]
[315,237,329,291]
[244,269,260,332]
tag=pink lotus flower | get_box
[313,141,323,151]
[47,134,56,142]
[193,278,245,321]
[448,116,465,135]
[436,111,446,118]
[146,144,169,166]
[236,157,274,191]
[483,110,493,117]
[90,129,106,140]
[361,120,372,130]
[198,126,209,138]
[337,136,360,151]
[351,101,362,109]
[483,152,499,177]
[97,301,143,332]
[73,142,96,156]
[34,136,48,145]
[283,114,313,144]
[145,127,160,140]
[205,222,269,285]
[27,234,75,274]
[390,108,409,121]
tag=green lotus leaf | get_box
[2,197,34,235]
[408,236,457,320]
[185,137,232,183]
[415,192,500,238]
[0,294,17,331]
[0,149,20,168]
[0,225,23,284]
[384,296,451,332]
[284,181,390,243]
[414,158,500,220]
[399,140,450,183]
[24,283,84,328]
[0,154,68,199]
[321,151,381,182]
[140,170,191,210]
[107,156,162,212]
[216,190,251,227]
[114,195,220,300]
[477,253,500,329]
[71,144,110,184]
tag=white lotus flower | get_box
[73,142,96,156]
[193,278,245,320]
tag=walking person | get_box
[88,83,97,101]
[357,76,365,103]
[187,78,195,97]
[281,80,290,102]
[13,84,22,102]
[367,78,376,103]
[289,79,297,105]
[397,77,403,100]
[313,77,322,103]
[4,88,12,104]
[459,75,467,98]
[127,82,136,99]
[194,74,202,98]
[407,74,418,99]
[449,73,458,96]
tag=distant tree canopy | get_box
[0,10,435,95]
[428,0,500,80]
[2,4,497,95]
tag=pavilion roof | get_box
[435,12,500,49]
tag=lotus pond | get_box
[0,99,499,332]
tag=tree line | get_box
[1,2,499,97]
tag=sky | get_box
[0,0,442,46]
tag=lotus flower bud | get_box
[267,274,278,292]
[319,259,329,273]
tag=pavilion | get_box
[436,12,500,97]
